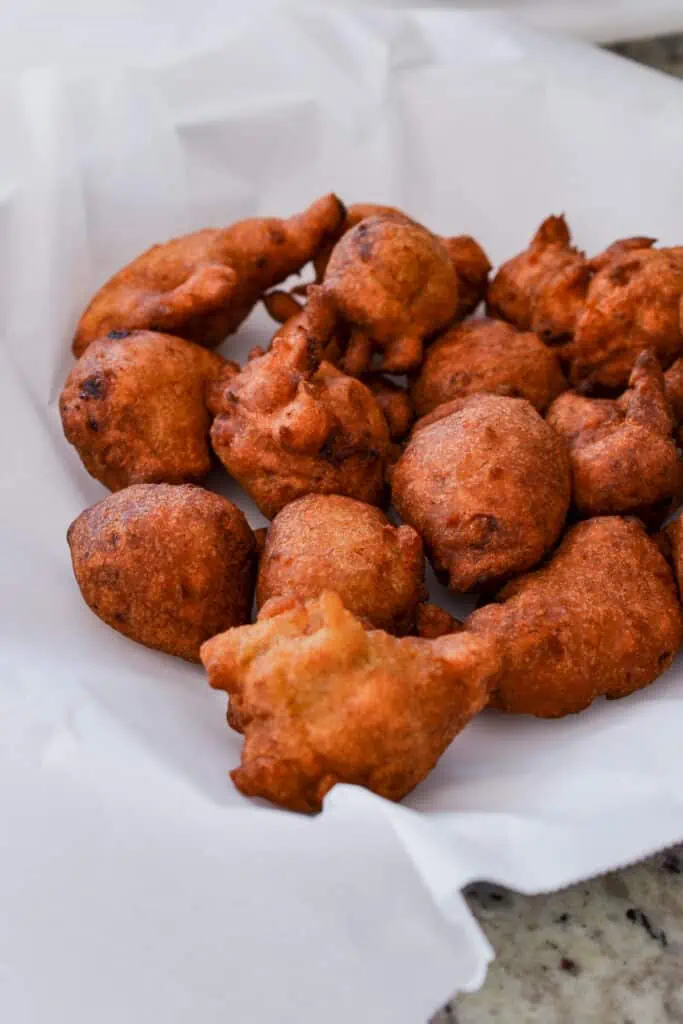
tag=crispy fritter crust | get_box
[467,517,682,717]
[60,331,227,491]
[68,484,257,661]
[201,591,500,812]
[487,215,589,341]
[664,515,683,600]
[209,295,391,518]
[568,245,683,389]
[441,234,491,319]
[73,194,345,355]
[256,494,426,634]
[665,356,683,426]
[391,395,570,592]
[321,214,459,373]
[415,603,463,639]
[361,375,415,440]
[547,350,683,527]
[489,219,683,389]
[410,317,567,417]
[313,204,489,320]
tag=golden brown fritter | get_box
[568,244,683,389]
[487,215,589,342]
[664,515,683,598]
[361,375,414,440]
[410,317,567,417]
[312,203,403,280]
[255,494,426,634]
[441,234,491,319]
[201,590,500,812]
[415,603,463,639]
[466,517,682,717]
[68,484,257,662]
[73,194,345,356]
[60,331,227,491]
[547,350,683,527]
[209,298,391,519]
[391,395,570,592]
[665,357,683,425]
[313,203,489,314]
[266,204,489,350]
[321,214,459,373]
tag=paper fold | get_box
[3,10,683,1021]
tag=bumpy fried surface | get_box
[547,351,683,527]
[60,331,227,491]
[664,515,683,599]
[73,194,345,355]
[665,357,683,425]
[568,244,683,389]
[68,484,256,661]
[415,603,463,639]
[209,298,391,519]
[391,395,570,592]
[313,203,489,315]
[256,494,426,634]
[313,203,403,280]
[487,215,589,341]
[441,235,491,319]
[410,317,567,417]
[201,590,499,812]
[361,375,414,440]
[322,214,459,373]
[467,517,682,717]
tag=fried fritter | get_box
[256,494,426,634]
[568,243,683,389]
[665,357,683,425]
[60,331,227,491]
[321,214,459,373]
[467,517,682,717]
[410,317,567,417]
[487,215,589,341]
[68,484,257,661]
[313,204,489,320]
[441,234,491,319]
[664,514,683,599]
[312,203,403,280]
[547,350,683,527]
[201,590,500,812]
[415,603,463,639]
[361,375,414,440]
[209,297,391,519]
[391,395,570,592]
[73,194,345,355]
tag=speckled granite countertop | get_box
[431,35,683,1024]
[435,847,683,1023]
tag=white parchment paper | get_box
[3,9,683,1022]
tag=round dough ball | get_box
[256,494,426,634]
[411,318,567,417]
[68,484,257,661]
[391,395,571,592]
[60,331,226,491]
[322,214,458,373]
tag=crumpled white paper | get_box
[3,9,683,1022]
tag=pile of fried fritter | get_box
[61,199,683,813]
